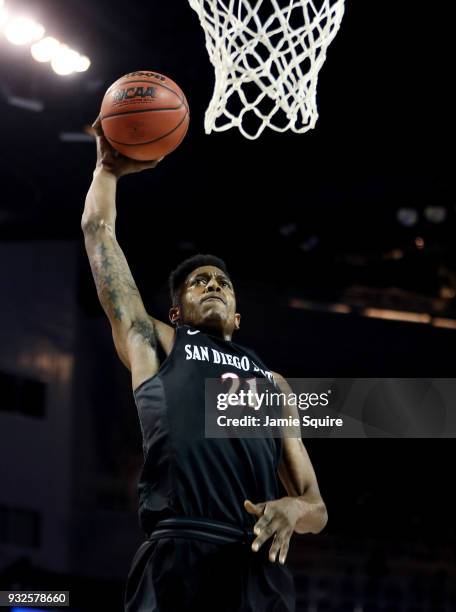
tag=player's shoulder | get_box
[270,371,292,393]
[270,370,283,381]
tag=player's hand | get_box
[86,116,163,179]
[244,497,302,565]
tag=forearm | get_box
[82,166,117,228]
[293,493,328,534]
[83,225,141,325]
[81,171,145,327]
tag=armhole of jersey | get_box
[133,326,179,397]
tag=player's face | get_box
[170,265,241,338]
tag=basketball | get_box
[100,70,189,161]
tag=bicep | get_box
[125,319,161,391]
[83,221,174,377]
[125,317,176,391]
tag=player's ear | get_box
[169,305,180,325]
[234,313,241,330]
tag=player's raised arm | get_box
[81,118,174,389]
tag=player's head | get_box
[168,254,240,339]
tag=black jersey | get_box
[133,323,283,536]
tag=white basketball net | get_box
[188,0,345,139]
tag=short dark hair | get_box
[169,253,230,305]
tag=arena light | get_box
[433,317,456,330]
[397,207,418,227]
[1,6,91,75]
[59,131,93,142]
[424,205,446,224]
[4,16,44,45]
[50,47,91,75]
[0,4,9,28]
[31,36,60,62]
[362,308,431,324]
[74,54,90,72]
[50,44,80,75]
[7,94,44,112]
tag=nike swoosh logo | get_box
[187,329,200,335]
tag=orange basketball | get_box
[100,70,189,161]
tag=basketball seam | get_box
[106,110,189,146]
[166,114,190,154]
[101,105,184,120]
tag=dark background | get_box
[0,1,455,611]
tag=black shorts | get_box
[124,519,296,612]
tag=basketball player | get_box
[82,118,328,611]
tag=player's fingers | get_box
[84,124,96,137]
[254,512,273,535]
[87,117,105,143]
[268,533,281,562]
[251,519,279,552]
[244,499,266,517]
[279,536,291,565]
[91,115,102,132]
[141,157,165,169]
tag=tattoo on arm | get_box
[84,220,143,324]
